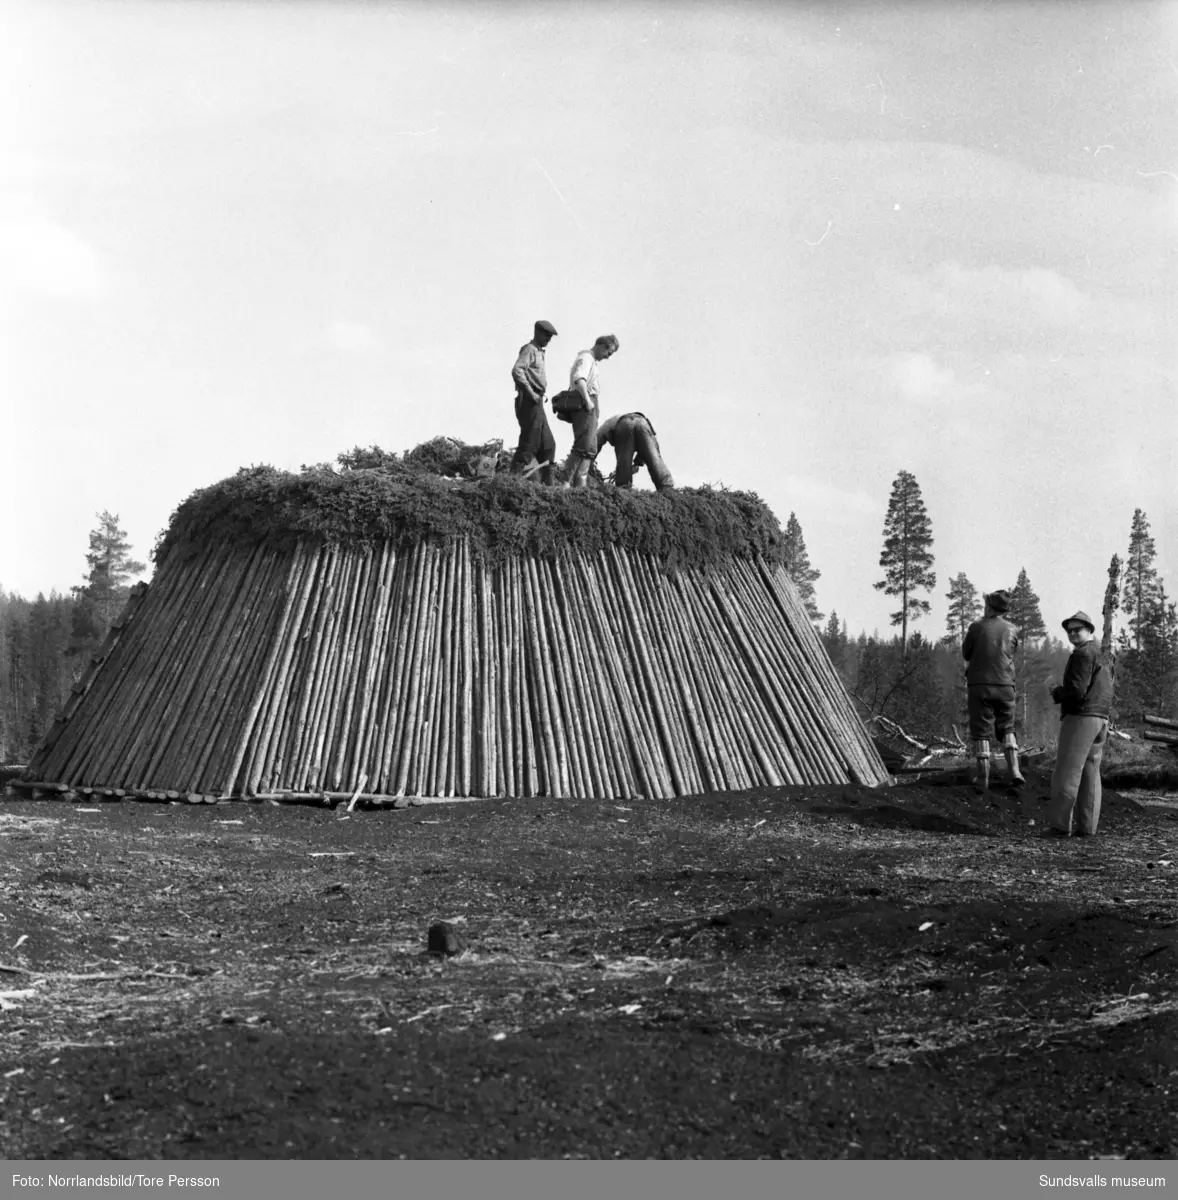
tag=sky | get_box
[2,0,1175,640]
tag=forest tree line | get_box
[784,474,1176,748]
[1,482,1175,763]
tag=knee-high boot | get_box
[972,740,990,792]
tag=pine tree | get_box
[69,512,145,664]
[874,470,936,656]
[943,572,980,644]
[782,512,823,623]
[1122,509,1162,653]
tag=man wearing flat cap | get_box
[962,589,1023,791]
[559,334,619,489]
[1044,611,1113,837]
[510,320,559,484]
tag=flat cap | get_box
[534,319,558,336]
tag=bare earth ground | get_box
[1,767,1176,1161]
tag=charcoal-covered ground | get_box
[1,767,1176,1160]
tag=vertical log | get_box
[343,542,398,792]
[47,545,201,784]
[304,550,362,791]
[394,545,440,796]
[534,557,592,797]
[190,549,290,794]
[325,546,380,792]
[363,544,414,795]
[222,542,310,797]
[244,543,323,796]
[574,551,664,798]
[81,548,217,787]
[282,546,345,790]
[165,543,269,789]
[139,546,255,788]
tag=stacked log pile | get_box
[19,444,888,802]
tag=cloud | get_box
[863,259,1163,364]
[780,474,877,516]
[326,320,378,353]
[0,205,102,299]
[886,351,957,403]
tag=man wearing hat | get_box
[1044,611,1113,837]
[510,320,559,483]
[559,334,619,489]
[961,589,1023,791]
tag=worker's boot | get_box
[539,459,556,486]
[1003,737,1025,787]
[570,457,591,489]
[972,740,990,792]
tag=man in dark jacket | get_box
[1045,610,1113,837]
[595,412,675,491]
[962,589,1022,791]
[510,320,558,483]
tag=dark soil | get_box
[1,766,1176,1160]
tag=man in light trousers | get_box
[1045,610,1113,838]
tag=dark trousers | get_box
[511,393,555,475]
[967,684,1016,742]
[611,415,674,490]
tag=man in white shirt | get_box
[559,334,618,489]
[595,412,674,491]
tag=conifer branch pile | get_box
[154,440,787,576]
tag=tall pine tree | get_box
[874,469,936,657]
[69,512,145,666]
[782,512,823,623]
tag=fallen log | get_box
[1144,713,1178,731]
[1143,729,1178,746]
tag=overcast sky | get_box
[2,0,1175,639]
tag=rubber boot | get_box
[974,756,990,792]
[1004,746,1025,787]
[539,459,556,486]
[971,740,990,792]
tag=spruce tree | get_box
[782,512,823,623]
[822,612,846,673]
[1122,509,1162,652]
[943,572,980,644]
[874,470,936,656]
[1008,568,1047,641]
[1008,568,1049,743]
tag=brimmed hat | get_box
[984,589,1011,613]
[1061,610,1096,634]
[534,320,557,336]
